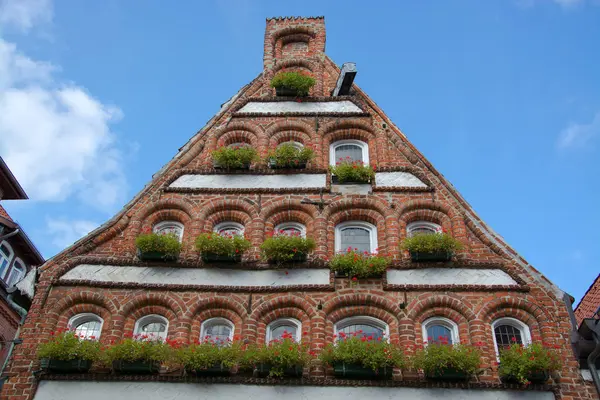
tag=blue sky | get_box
[0,0,598,302]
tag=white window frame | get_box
[266,318,302,342]
[228,142,250,148]
[134,314,169,340]
[334,316,389,341]
[6,258,25,287]
[213,222,245,236]
[406,221,442,237]
[274,222,306,238]
[278,141,304,151]
[491,317,532,358]
[68,313,104,339]
[422,317,460,345]
[0,241,14,281]
[153,221,184,241]
[334,221,378,253]
[200,317,235,342]
[329,139,369,166]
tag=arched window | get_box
[69,313,104,340]
[274,222,306,238]
[335,221,377,254]
[278,141,304,151]
[330,140,369,166]
[134,315,169,340]
[213,222,244,237]
[153,221,184,241]
[6,258,25,287]
[200,318,234,345]
[266,318,301,342]
[406,221,442,237]
[0,241,14,281]
[492,318,532,354]
[335,316,388,341]
[228,142,250,148]
[422,317,459,345]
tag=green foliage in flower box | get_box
[498,343,560,384]
[267,143,314,168]
[195,232,252,257]
[260,231,316,263]
[135,232,182,258]
[270,71,316,97]
[241,332,313,378]
[37,331,101,362]
[174,338,242,372]
[103,335,173,364]
[412,343,482,378]
[329,249,389,278]
[401,232,463,254]
[211,145,258,169]
[329,159,374,183]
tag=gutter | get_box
[0,228,19,242]
[0,294,27,375]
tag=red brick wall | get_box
[0,300,19,370]
[0,205,12,221]
[575,274,600,326]
[2,17,597,400]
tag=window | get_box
[335,316,388,341]
[407,221,442,237]
[200,318,234,345]
[134,315,168,340]
[0,241,14,281]
[266,318,301,342]
[279,141,303,151]
[153,221,184,241]
[228,142,250,148]
[492,318,532,354]
[214,222,244,237]
[335,221,377,254]
[422,317,459,345]
[330,140,369,166]
[69,313,104,340]
[274,222,306,238]
[6,258,25,287]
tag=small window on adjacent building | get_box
[422,317,459,345]
[335,316,388,341]
[6,258,25,287]
[153,221,184,241]
[330,140,369,166]
[134,315,168,340]
[335,221,377,254]
[69,313,104,340]
[200,318,234,345]
[492,318,532,354]
[406,221,442,237]
[214,222,245,237]
[266,318,301,342]
[274,222,306,238]
[0,241,14,281]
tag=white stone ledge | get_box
[169,174,326,190]
[34,381,555,400]
[375,172,427,188]
[237,100,362,114]
[59,264,330,287]
[386,268,518,286]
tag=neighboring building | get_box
[2,17,598,400]
[575,275,600,326]
[0,158,44,374]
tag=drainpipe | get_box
[587,318,600,396]
[0,228,19,242]
[0,294,27,375]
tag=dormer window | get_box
[153,221,184,241]
[214,222,244,236]
[6,258,25,287]
[0,241,14,282]
[330,140,369,166]
[407,221,442,237]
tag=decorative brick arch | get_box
[322,121,379,167]
[198,198,260,232]
[261,199,317,239]
[269,58,324,96]
[323,291,401,318]
[397,200,465,240]
[121,293,183,339]
[49,290,115,334]
[134,197,197,226]
[270,26,317,55]
[183,296,248,344]
[265,120,317,163]
[206,122,265,161]
[406,294,477,321]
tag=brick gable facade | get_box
[2,17,597,400]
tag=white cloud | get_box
[45,217,98,248]
[0,1,129,212]
[0,0,52,32]
[556,112,600,150]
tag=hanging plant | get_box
[498,342,560,384]
[412,341,482,381]
[329,248,389,278]
[270,71,316,97]
[401,232,463,262]
[267,143,314,169]
[135,232,182,261]
[329,159,375,183]
[260,231,316,263]
[212,145,258,169]
[195,232,252,262]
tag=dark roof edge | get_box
[0,157,28,200]
[574,273,600,313]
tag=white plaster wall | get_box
[60,265,330,287]
[375,172,427,188]
[34,381,555,400]
[169,174,326,189]
[387,268,518,286]
[237,100,362,114]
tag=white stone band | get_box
[237,100,362,114]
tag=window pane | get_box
[204,324,232,344]
[335,144,363,163]
[6,266,24,286]
[426,325,453,344]
[154,224,182,238]
[75,320,102,339]
[340,227,371,253]
[0,244,11,279]
[270,325,297,341]
[279,227,302,236]
[218,227,242,236]
[339,324,384,340]
[409,227,437,237]
[142,322,167,336]
[495,324,522,350]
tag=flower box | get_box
[112,360,160,374]
[275,86,302,97]
[213,161,251,170]
[188,363,231,377]
[410,251,452,262]
[256,363,303,378]
[138,250,178,262]
[268,253,307,264]
[426,368,470,381]
[201,252,242,263]
[40,358,92,374]
[268,159,307,170]
[501,370,550,385]
[331,175,371,185]
[333,362,392,380]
